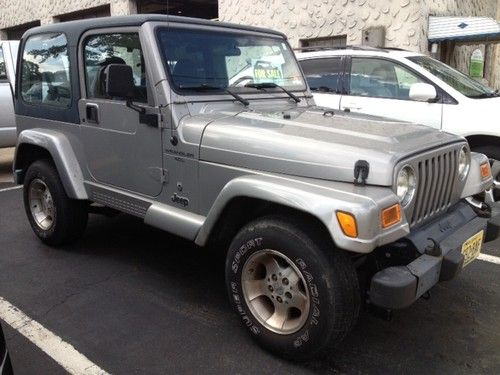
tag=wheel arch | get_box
[199,195,335,253]
[466,134,500,153]
[14,129,88,199]
[195,175,406,254]
[195,175,346,251]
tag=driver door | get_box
[79,31,163,197]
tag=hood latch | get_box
[354,160,370,186]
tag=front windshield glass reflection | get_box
[157,28,306,92]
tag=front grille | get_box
[410,147,459,227]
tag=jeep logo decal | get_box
[439,220,452,233]
[171,193,189,207]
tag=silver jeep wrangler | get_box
[13,15,496,360]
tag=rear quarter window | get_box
[20,33,71,107]
[299,57,343,93]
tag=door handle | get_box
[86,103,99,124]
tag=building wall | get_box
[219,0,497,50]
[0,0,135,30]
[220,0,428,51]
[0,0,497,87]
[219,0,500,88]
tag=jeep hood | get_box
[199,108,461,186]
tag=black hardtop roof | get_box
[22,14,286,39]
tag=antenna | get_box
[165,0,177,145]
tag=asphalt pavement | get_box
[0,148,499,374]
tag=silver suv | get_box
[13,15,496,360]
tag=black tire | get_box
[23,159,88,246]
[225,216,360,360]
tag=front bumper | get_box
[369,202,493,309]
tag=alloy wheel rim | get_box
[29,178,55,230]
[241,249,310,335]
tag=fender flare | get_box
[194,174,407,253]
[461,152,492,198]
[194,175,334,246]
[14,129,88,200]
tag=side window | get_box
[350,58,426,100]
[20,33,71,107]
[394,65,422,90]
[0,47,6,80]
[84,33,147,103]
[300,58,342,93]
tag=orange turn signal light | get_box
[480,162,491,179]
[381,204,402,229]
[336,211,358,238]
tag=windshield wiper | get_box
[245,82,301,103]
[179,84,249,106]
[469,90,500,99]
[469,92,499,98]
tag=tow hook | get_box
[465,197,491,218]
[425,238,442,257]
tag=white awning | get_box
[428,16,500,43]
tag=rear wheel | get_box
[23,159,88,246]
[225,216,360,360]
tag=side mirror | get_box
[104,64,134,99]
[409,83,438,102]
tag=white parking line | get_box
[0,185,22,193]
[0,297,109,375]
[478,253,500,265]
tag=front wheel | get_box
[23,159,88,246]
[225,216,360,360]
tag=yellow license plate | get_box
[461,230,484,267]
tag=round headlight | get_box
[458,146,470,180]
[396,165,417,206]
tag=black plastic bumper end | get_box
[369,266,418,310]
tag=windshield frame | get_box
[154,24,308,97]
[407,55,497,99]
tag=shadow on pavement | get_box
[70,214,500,373]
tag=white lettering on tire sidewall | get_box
[230,238,321,347]
[293,257,320,348]
[230,279,261,335]
[231,237,263,335]
[231,237,263,274]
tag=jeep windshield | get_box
[408,55,498,99]
[157,27,306,94]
